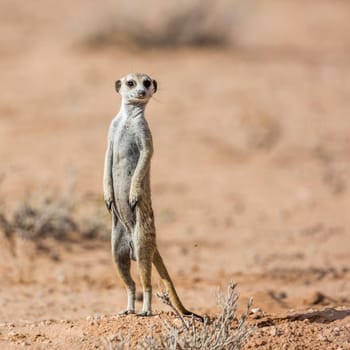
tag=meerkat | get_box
[103,72,202,320]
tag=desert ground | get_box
[0,0,349,349]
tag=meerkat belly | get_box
[112,133,139,229]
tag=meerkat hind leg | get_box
[137,243,154,316]
[112,222,136,314]
[116,255,136,315]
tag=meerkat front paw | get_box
[104,194,114,212]
[129,186,142,209]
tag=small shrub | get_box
[13,196,77,240]
[80,0,243,49]
[104,282,255,349]
[0,192,110,244]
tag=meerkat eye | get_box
[126,80,136,88]
[143,79,151,88]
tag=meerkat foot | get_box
[137,310,152,317]
[118,309,135,315]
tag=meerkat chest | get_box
[113,117,139,162]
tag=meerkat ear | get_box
[152,80,157,93]
[115,80,122,92]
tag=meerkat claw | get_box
[105,199,112,211]
[118,309,135,315]
[129,191,139,209]
[137,311,152,317]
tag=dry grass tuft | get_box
[0,191,110,249]
[79,0,244,49]
[13,196,77,241]
[314,144,348,195]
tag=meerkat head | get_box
[115,73,157,105]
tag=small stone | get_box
[251,307,262,314]
[270,327,277,336]
[304,291,326,305]
[86,316,96,326]
[56,272,66,283]
[317,334,330,342]
[8,330,19,337]
[276,291,287,299]
[173,318,183,328]
[256,339,267,346]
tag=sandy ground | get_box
[0,0,350,348]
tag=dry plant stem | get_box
[156,291,190,329]
[102,333,130,350]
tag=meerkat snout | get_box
[137,89,146,98]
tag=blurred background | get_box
[0,0,349,334]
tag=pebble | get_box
[86,315,99,326]
[255,339,267,346]
[60,320,70,324]
[270,327,277,336]
[173,318,184,328]
[318,334,332,342]
[8,330,19,337]
[308,291,326,305]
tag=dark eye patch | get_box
[143,79,151,88]
[127,80,136,88]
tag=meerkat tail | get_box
[153,249,203,321]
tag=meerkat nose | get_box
[137,90,146,98]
